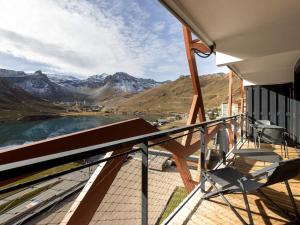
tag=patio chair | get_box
[202,157,300,225]
[257,127,288,158]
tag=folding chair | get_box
[202,158,300,225]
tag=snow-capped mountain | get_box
[0,70,86,102]
[47,74,83,89]
[0,69,163,103]
[48,72,161,93]
[103,72,161,93]
[0,68,28,77]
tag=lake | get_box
[0,115,130,148]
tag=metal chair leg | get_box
[285,180,300,220]
[241,189,254,225]
[280,145,284,158]
[285,141,289,159]
[202,172,248,225]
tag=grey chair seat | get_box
[232,148,282,163]
[206,167,263,195]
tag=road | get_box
[0,166,96,224]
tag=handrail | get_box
[0,114,243,182]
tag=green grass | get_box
[0,180,61,213]
[0,162,80,200]
[159,186,188,224]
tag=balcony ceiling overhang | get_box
[160,0,300,85]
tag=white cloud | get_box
[153,21,166,32]
[0,0,227,80]
[0,0,172,77]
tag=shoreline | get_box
[0,111,166,123]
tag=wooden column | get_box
[181,26,208,147]
[240,79,245,114]
[181,26,211,183]
[240,79,245,140]
[227,71,234,146]
[227,71,233,117]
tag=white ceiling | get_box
[160,0,300,85]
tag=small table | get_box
[250,124,285,148]
[255,124,285,131]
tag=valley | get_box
[0,68,239,123]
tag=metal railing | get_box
[0,114,244,224]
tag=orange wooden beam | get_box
[240,79,245,114]
[190,41,211,53]
[181,26,206,148]
[0,118,195,191]
[60,150,129,225]
[227,71,233,117]
[0,118,157,165]
[181,95,200,146]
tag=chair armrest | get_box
[247,162,278,180]
[244,171,269,181]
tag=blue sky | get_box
[0,0,228,81]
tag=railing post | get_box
[233,116,238,150]
[200,125,206,168]
[199,125,206,190]
[220,120,227,164]
[245,113,248,139]
[141,142,148,225]
[241,115,244,142]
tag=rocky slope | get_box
[49,72,163,102]
[0,78,63,121]
[0,70,86,102]
[116,73,240,114]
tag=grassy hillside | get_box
[116,74,241,114]
[0,78,63,122]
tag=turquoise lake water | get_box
[0,116,129,148]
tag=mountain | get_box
[0,70,87,102]
[0,68,163,103]
[103,72,161,93]
[116,73,240,114]
[47,74,83,87]
[0,78,63,121]
[48,72,163,102]
[0,68,28,77]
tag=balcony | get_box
[164,141,300,225]
[1,1,300,224]
[0,115,245,225]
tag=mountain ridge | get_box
[0,69,163,103]
[0,77,63,121]
[115,73,240,114]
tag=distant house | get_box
[157,119,168,125]
[220,102,239,117]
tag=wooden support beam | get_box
[227,71,233,117]
[190,41,211,53]
[181,26,206,148]
[59,125,198,224]
[60,150,128,225]
[240,79,245,114]
[181,95,199,146]
[182,26,207,184]
[239,79,245,140]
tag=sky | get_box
[0,0,228,81]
